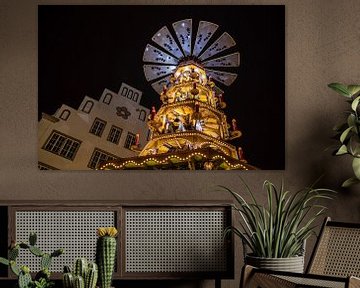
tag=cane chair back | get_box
[241,217,360,288]
[307,217,360,278]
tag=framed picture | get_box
[38,5,284,171]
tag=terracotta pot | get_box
[245,254,305,273]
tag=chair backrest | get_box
[307,217,360,277]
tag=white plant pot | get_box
[245,254,305,273]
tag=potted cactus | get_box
[0,232,63,288]
[62,258,98,288]
[96,227,118,288]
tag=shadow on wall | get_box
[293,109,360,220]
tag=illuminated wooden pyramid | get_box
[100,19,255,170]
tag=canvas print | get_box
[38,5,285,170]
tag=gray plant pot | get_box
[245,254,305,273]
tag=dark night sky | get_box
[38,5,285,170]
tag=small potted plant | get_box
[328,83,360,187]
[221,179,335,273]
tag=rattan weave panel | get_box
[15,211,115,272]
[310,226,360,277]
[277,275,345,288]
[125,210,227,273]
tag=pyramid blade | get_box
[152,26,184,59]
[199,32,236,61]
[203,52,240,68]
[151,75,171,94]
[172,19,192,56]
[143,44,178,65]
[143,65,176,82]
[193,21,219,57]
[206,69,238,86]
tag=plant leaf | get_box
[347,114,356,128]
[352,157,360,179]
[0,257,9,266]
[351,96,360,111]
[336,144,348,155]
[347,85,360,97]
[342,177,360,188]
[328,83,351,97]
[340,126,353,143]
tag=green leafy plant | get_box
[221,179,335,258]
[0,232,63,288]
[328,83,360,187]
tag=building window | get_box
[89,118,106,137]
[88,149,117,170]
[43,131,81,160]
[121,87,128,97]
[138,109,147,121]
[59,109,71,120]
[124,132,136,149]
[38,162,58,170]
[82,100,94,113]
[107,125,123,145]
[120,86,140,103]
[127,90,133,100]
[133,92,139,102]
[103,93,112,104]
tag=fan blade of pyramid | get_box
[151,75,171,94]
[206,69,238,86]
[199,32,236,61]
[143,44,178,65]
[203,52,240,68]
[143,65,177,82]
[192,21,219,57]
[152,25,184,59]
[172,19,192,56]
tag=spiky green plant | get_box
[0,232,63,288]
[62,260,98,288]
[328,83,360,187]
[96,227,117,288]
[221,179,335,258]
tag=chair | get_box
[241,217,360,288]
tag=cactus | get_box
[85,263,98,288]
[0,232,63,288]
[18,267,32,288]
[41,253,52,270]
[74,258,87,279]
[73,275,85,288]
[29,232,37,246]
[96,227,118,288]
[10,260,20,276]
[35,268,51,281]
[9,246,19,260]
[29,245,44,257]
[63,259,98,288]
[51,248,64,257]
[0,257,9,266]
[63,271,74,288]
